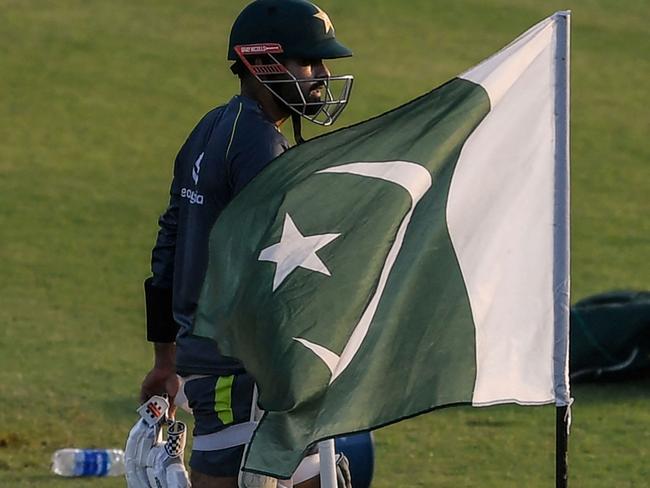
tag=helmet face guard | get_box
[235,44,353,126]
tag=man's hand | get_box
[140,343,180,413]
[125,396,191,488]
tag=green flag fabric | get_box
[194,12,571,478]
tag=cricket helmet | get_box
[228,0,354,127]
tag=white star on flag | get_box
[259,213,340,292]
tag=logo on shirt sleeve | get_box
[192,152,204,185]
[182,152,205,205]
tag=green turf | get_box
[1,0,648,486]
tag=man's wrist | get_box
[153,342,176,371]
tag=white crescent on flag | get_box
[293,161,432,383]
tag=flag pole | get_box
[554,10,571,488]
[556,405,569,488]
[318,439,337,488]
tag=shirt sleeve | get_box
[227,125,289,196]
[145,153,183,342]
[150,156,181,289]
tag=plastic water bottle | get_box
[51,448,125,477]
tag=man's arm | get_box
[140,156,182,405]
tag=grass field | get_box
[1,0,648,486]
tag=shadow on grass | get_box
[97,395,140,421]
[10,473,121,486]
[571,374,650,404]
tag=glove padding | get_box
[335,453,352,488]
[125,395,191,488]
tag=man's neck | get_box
[240,83,290,128]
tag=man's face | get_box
[277,58,331,115]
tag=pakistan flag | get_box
[195,12,571,478]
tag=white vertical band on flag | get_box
[459,15,556,107]
[450,13,569,406]
[552,11,571,407]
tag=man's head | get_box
[229,0,353,127]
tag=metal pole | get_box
[553,11,571,488]
[318,439,337,488]
[556,405,569,488]
[552,8,571,404]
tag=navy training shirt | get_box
[151,95,289,375]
